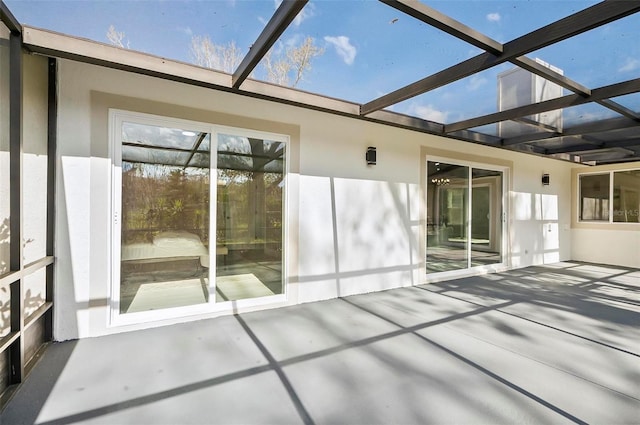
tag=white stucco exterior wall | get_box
[54,59,575,341]
[572,228,639,267]
[570,163,640,268]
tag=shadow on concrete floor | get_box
[2,262,639,424]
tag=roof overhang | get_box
[23,26,499,143]
[21,22,640,165]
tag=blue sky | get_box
[6,0,640,125]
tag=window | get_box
[579,174,610,221]
[613,170,640,223]
[578,169,640,224]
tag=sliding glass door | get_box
[215,133,285,302]
[471,168,503,267]
[112,112,287,319]
[426,162,469,273]
[118,121,211,313]
[426,160,504,274]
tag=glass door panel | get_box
[426,161,469,273]
[215,134,285,301]
[471,168,503,266]
[119,122,210,313]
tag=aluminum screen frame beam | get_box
[231,0,308,89]
[361,1,640,115]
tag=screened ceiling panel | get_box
[610,93,640,114]
[391,64,511,124]
[528,13,640,88]
[562,103,623,127]
[422,0,600,43]
[392,60,568,125]
[251,0,479,103]
[468,124,499,138]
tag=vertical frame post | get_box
[8,29,23,385]
[44,57,56,341]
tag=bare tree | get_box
[286,36,324,88]
[263,50,292,86]
[107,25,128,48]
[262,37,324,88]
[190,34,324,88]
[190,35,243,74]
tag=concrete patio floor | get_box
[2,262,639,424]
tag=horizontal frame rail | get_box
[0,256,54,289]
[0,332,19,353]
[24,302,54,331]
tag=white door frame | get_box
[109,109,289,327]
[424,155,510,283]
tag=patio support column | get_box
[44,57,56,342]
[8,28,24,385]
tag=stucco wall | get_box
[571,163,640,268]
[572,228,639,268]
[54,59,574,340]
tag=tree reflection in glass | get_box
[215,134,285,301]
[119,122,210,313]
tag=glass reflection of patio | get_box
[119,257,283,313]
[426,246,501,273]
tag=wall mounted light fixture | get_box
[366,146,376,165]
[542,173,550,185]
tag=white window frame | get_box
[108,109,289,326]
[577,169,640,225]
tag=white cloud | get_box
[408,104,448,123]
[619,58,640,73]
[487,13,501,22]
[257,16,267,26]
[324,36,357,65]
[467,75,487,91]
[274,0,314,26]
[294,5,314,26]
[285,34,303,48]
[177,26,193,37]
